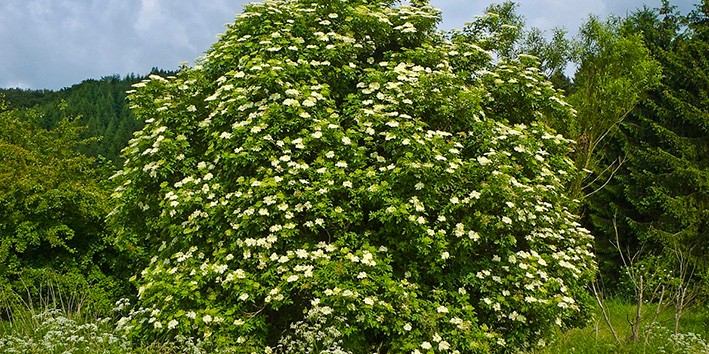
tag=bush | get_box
[0,106,131,319]
[109,0,596,352]
[0,113,108,281]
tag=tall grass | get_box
[2,280,707,353]
[0,280,131,353]
[0,280,198,353]
[535,299,709,354]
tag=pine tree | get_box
[588,1,709,291]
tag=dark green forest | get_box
[0,68,173,164]
[0,0,707,353]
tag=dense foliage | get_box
[586,1,709,293]
[0,103,126,313]
[109,0,595,352]
[566,16,662,201]
[0,73,168,165]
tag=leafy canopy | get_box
[569,17,661,198]
[110,0,595,352]
[0,101,125,314]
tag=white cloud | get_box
[0,0,243,89]
[0,80,31,89]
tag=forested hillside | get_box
[0,0,707,353]
[0,68,172,164]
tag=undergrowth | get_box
[535,299,709,354]
[2,286,707,353]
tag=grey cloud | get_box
[0,0,247,89]
[0,0,701,90]
[433,0,697,33]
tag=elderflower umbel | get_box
[167,319,179,329]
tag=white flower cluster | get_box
[0,309,131,353]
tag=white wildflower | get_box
[167,319,179,329]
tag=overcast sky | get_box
[0,0,698,90]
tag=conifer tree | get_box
[587,1,709,290]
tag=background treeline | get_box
[474,0,708,312]
[0,68,173,164]
[0,0,707,352]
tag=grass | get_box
[0,282,132,353]
[0,280,192,354]
[0,302,190,354]
[534,298,709,354]
[2,282,707,353]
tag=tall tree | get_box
[2,75,148,165]
[457,1,576,133]
[461,1,525,59]
[520,27,573,93]
[587,1,709,292]
[566,15,662,200]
